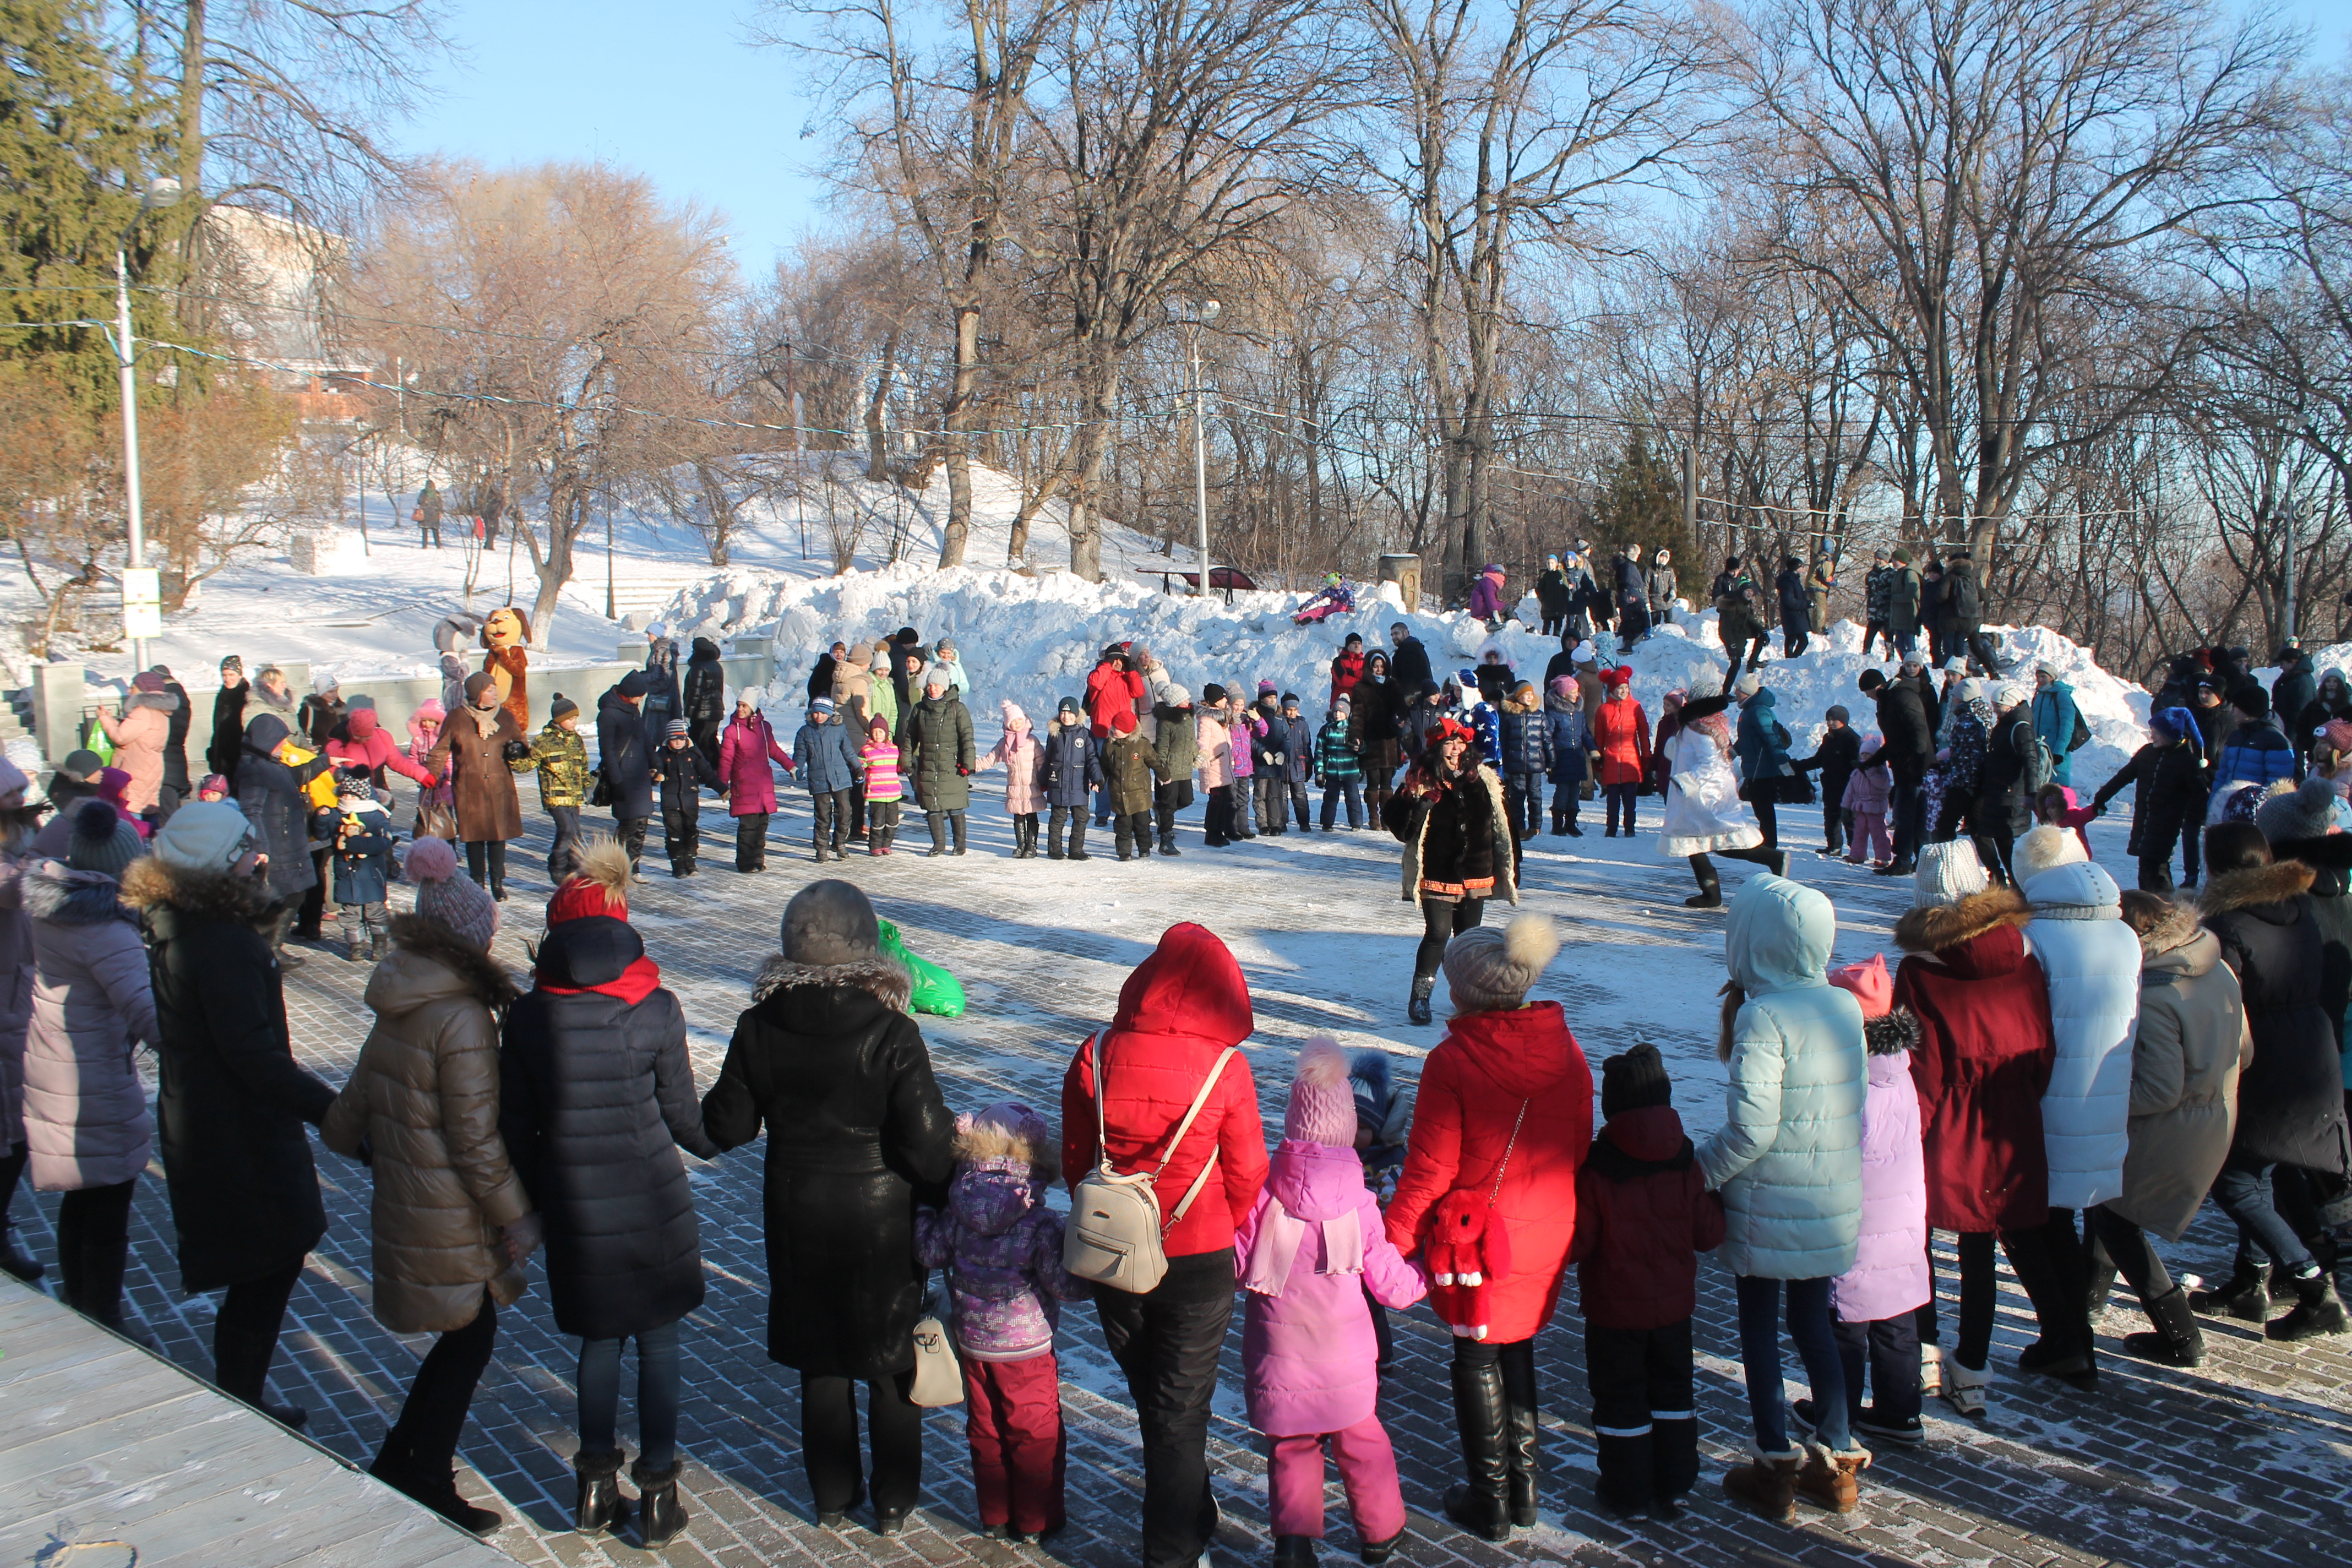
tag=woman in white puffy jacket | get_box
[1658,672,1787,909]
[2012,824,2142,1390]
[1700,874,1870,1519]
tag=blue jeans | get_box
[1734,1275,1850,1450]
[1320,778,1362,827]
[2212,1156,2314,1271]
[579,1317,683,1468]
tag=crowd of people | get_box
[3,593,2349,1560]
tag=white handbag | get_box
[909,1297,963,1407]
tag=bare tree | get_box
[1730,0,2297,576]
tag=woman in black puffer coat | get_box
[500,910,716,1542]
[122,804,336,1430]
[2189,824,2352,1341]
[702,879,956,1536]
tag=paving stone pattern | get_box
[12,805,2349,1568]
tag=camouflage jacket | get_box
[511,723,590,807]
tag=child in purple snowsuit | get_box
[1237,1041,1427,1560]
[913,1101,1085,1540]
[1814,956,1930,1444]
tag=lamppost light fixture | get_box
[141,175,183,210]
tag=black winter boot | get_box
[2267,1266,2351,1341]
[951,810,968,854]
[1408,976,1435,1026]
[632,1457,691,1547]
[1048,817,1066,859]
[1498,1340,1540,1526]
[1685,859,1722,908]
[926,814,948,857]
[0,1223,42,1283]
[1273,1536,1316,1567]
[1444,1355,1513,1542]
[1068,820,1090,861]
[2190,1261,2273,1321]
[2121,1285,2205,1366]
[1158,829,1180,856]
[573,1447,630,1535]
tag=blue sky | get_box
[396,0,2352,283]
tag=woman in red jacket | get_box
[1891,857,2056,1419]
[1385,913,1592,1543]
[1063,923,1267,1568]
[1589,669,1651,837]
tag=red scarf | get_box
[536,954,661,1005]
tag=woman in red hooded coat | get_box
[1588,668,1651,837]
[1063,923,1266,1568]
[1891,873,2056,1416]
[1385,913,1591,1543]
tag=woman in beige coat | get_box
[98,674,181,817]
[2095,890,2248,1369]
[323,838,536,1534]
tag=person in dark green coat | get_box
[906,674,976,856]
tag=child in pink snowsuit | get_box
[1237,1041,1427,1560]
[2033,783,2097,859]
[1843,746,1892,865]
[913,1102,1085,1541]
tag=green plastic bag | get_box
[878,917,966,1018]
[81,716,114,765]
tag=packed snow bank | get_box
[655,564,2154,786]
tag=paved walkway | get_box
[6,805,2346,1568]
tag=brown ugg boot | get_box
[1795,1441,1870,1514]
[1721,1441,1803,1523]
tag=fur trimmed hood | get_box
[2135,900,2204,959]
[21,859,132,927]
[2198,859,2316,918]
[125,689,181,714]
[1893,886,2033,954]
[386,913,519,1009]
[1865,1006,1924,1057]
[118,853,274,926]
[751,950,912,1012]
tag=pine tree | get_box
[2,0,179,408]
[1589,431,1687,595]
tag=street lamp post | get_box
[1184,299,1221,597]
[113,175,182,670]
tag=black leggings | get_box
[214,1257,306,1407]
[1414,896,1485,981]
[801,1369,924,1516]
[1918,1231,1999,1371]
[2084,1202,2175,1302]
[57,1178,137,1325]
[387,1291,497,1480]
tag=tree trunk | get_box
[939,306,979,567]
[864,329,900,482]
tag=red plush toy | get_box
[1425,1188,1512,1341]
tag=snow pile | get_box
[656,564,2154,784]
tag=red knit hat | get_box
[1112,709,1137,734]
[546,837,631,924]
[1605,665,1634,688]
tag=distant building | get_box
[197,205,374,422]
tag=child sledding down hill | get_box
[1237,1041,1427,1567]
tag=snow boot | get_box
[1069,820,1091,861]
[1408,976,1435,1026]
[1720,1441,1802,1523]
[1564,819,1582,836]
[2190,1261,2273,1321]
[633,1457,690,1548]
[1273,1536,1316,1567]
[1442,1355,1512,1543]
[1549,810,1568,836]
[926,815,948,857]
[951,810,968,855]
[573,1446,630,1535]
[2016,1336,2097,1389]
[1358,1526,1405,1565]
[2121,1285,2205,1366]
[2267,1266,2351,1340]
[1685,859,1722,908]
[1941,1359,1987,1418]
[1794,1441,1868,1515]
[1157,830,1180,856]
[1048,818,1066,859]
